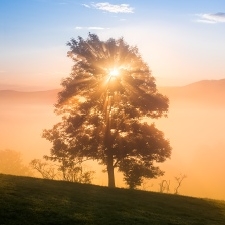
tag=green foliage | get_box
[1,174,225,225]
[43,33,171,188]
[0,149,32,176]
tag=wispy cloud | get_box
[82,4,90,8]
[75,26,109,30]
[82,2,134,13]
[195,12,225,24]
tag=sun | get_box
[109,68,119,78]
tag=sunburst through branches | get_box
[43,33,171,189]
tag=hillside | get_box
[0,174,225,225]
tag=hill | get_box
[0,174,225,225]
[158,79,225,106]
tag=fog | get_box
[153,103,225,199]
[0,81,225,200]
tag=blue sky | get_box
[1,0,225,90]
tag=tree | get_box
[43,33,171,188]
[159,180,170,193]
[30,159,59,180]
[174,174,187,195]
[0,149,32,176]
[30,158,94,183]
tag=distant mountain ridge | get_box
[1,79,225,106]
[158,79,225,106]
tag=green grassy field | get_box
[0,174,224,225]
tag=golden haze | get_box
[0,81,225,200]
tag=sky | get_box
[1,0,225,91]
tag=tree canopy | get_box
[43,33,171,188]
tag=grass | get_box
[0,174,225,225]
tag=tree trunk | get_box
[107,152,115,188]
[105,96,115,188]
